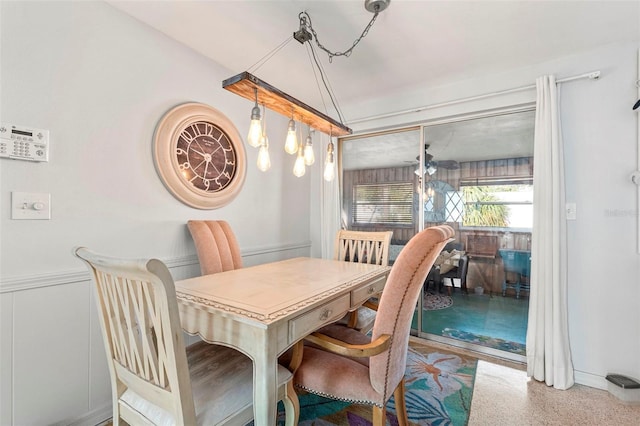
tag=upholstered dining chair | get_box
[334,230,393,334]
[292,225,454,425]
[74,247,298,426]
[187,220,242,276]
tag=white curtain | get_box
[320,136,341,259]
[526,75,574,390]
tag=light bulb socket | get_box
[250,105,261,120]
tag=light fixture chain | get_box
[300,11,379,62]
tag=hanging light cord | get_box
[247,35,294,74]
[305,42,345,124]
[298,10,380,62]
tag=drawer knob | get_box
[319,308,332,320]
[367,286,375,294]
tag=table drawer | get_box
[288,294,350,343]
[351,276,386,307]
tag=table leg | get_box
[253,334,278,426]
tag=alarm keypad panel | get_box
[0,123,49,162]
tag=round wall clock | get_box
[153,102,246,209]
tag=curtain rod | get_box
[348,71,601,125]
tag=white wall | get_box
[332,41,640,390]
[2,1,639,425]
[0,2,313,425]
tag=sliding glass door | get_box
[418,110,534,361]
[340,127,422,251]
[338,107,534,361]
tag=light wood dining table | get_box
[175,257,390,426]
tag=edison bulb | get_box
[284,119,298,154]
[303,135,315,165]
[293,147,306,177]
[257,136,271,171]
[247,105,262,147]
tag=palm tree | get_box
[462,186,509,227]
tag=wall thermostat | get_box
[0,123,49,162]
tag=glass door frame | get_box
[338,103,535,363]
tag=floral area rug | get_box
[424,291,453,311]
[442,328,526,356]
[277,341,477,425]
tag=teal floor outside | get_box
[416,290,529,355]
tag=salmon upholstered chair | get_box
[75,247,298,426]
[187,220,242,275]
[334,230,393,334]
[292,225,454,425]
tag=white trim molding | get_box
[0,241,312,294]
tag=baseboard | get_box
[575,369,608,390]
[52,404,111,426]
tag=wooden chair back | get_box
[187,220,242,275]
[334,230,393,267]
[74,247,196,425]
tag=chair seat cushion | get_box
[121,341,292,425]
[297,324,384,404]
[335,306,377,334]
[294,345,384,407]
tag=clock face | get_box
[154,103,246,209]
[176,121,237,192]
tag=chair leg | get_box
[347,310,359,328]
[283,380,300,426]
[394,379,409,426]
[372,405,386,426]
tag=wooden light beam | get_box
[222,72,352,137]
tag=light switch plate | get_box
[566,202,577,220]
[11,192,51,220]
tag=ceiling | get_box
[107,0,638,117]
[342,109,535,170]
[107,1,638,168]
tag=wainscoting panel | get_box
[13,281,90,425]
[88,284,111,414]
[0,293,13,426]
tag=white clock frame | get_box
[153,102,247,209]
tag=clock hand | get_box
[190,147,207,157]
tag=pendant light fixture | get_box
[293,145,306,177]
[303,127,315,166]
[323,135,335,182]
[256,106,271,171]
[247,88,262,148]
[222,0,391,176]
[284,110,298,154]
[293,122,306,177]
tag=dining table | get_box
[174,256,391,426]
